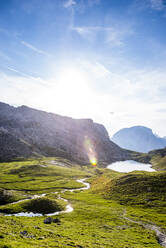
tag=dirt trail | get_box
[123,210,166,247]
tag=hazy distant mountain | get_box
[0,102,131,163]
[111,126,166,153]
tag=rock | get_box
[52,218,60,223]
[20,230,28,236]
[44,217,53,224]
[20,230,34,239]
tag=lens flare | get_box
[84,136,97,166]
[90,158,97,167]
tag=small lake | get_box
[107,160,155,173]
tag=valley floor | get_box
[0,158,165,248]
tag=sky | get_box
[0,0,166,137]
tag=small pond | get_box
[107,160,155,173]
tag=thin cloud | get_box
[71,26,99,41]
[21,41,50,56]
[64,0,76,8]
[150,0,165,10]
[71,25,133,46]
[6,66,49,87]
[7,66,34,78]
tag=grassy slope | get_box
[0,158,165,247]
[0,158,92,194]
[91,170,166,232]
[0,197,65,215]
[133,147,166,171]
[149,148,166,170]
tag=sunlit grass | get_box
[0,157,165,247]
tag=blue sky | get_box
[0,0,166,136]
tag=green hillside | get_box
[0,157,165,248]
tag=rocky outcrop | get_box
[0,127,36,162]
[0,102,129,163]
[112,126,166,153]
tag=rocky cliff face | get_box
[0,127,35,162]
[0,102,129,163]
[111,126,166,153]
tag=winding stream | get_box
[1,177,166,247]
[1,178,90,217]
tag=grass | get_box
[151,155,166,171]
[0,158,93,194]
[132,147,166,171]
[0,192,160,248]
[0,157,165,247]
[0,197,65,215]
[91,169,166,208]
[0,189,26,205]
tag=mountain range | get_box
[0,102,130,164]
[111,126,166,153]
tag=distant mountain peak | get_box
[111,126,166,153]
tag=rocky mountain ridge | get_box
[0,102,130,164]
[111,126,166,153]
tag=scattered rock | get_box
[53,218,61,223]
[43,217,61,224]
[20,230,28,236]
[44,217,53,224]
[20,231,34,239]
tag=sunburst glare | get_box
[84,135,97,166]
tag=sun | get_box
[50,66,92,116]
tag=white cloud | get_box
[21,41,50,56]
[64,0,76,8]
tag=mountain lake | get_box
[107,160,156,172]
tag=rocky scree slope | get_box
[0,102,130,164]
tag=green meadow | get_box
[0,157,165,247]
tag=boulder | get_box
[44,217,53,224]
